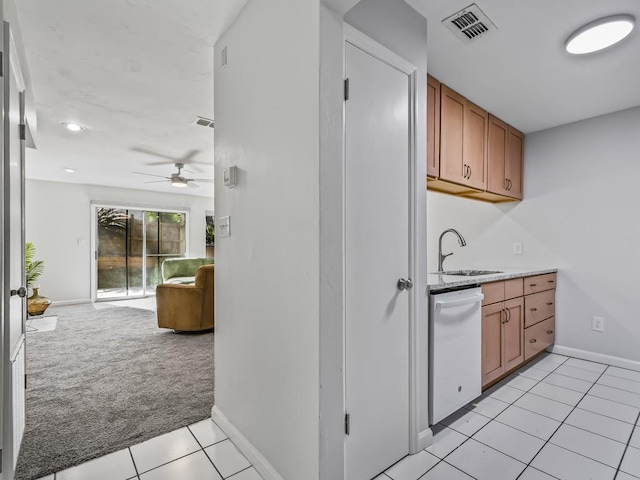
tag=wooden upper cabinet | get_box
[463,101,487,190]
[439,85,465,185]
[426,75,440,178]
[507,127,524,200]
[487,115,509,196]
[487,114,524,200]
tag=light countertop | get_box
[427,267,558,292]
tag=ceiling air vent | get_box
[192,116,215,129]
[442,3,497,44]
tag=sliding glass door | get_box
[95,207,186,300]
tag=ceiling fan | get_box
[133,163,213,189]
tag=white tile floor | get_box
[36,352,640,480]
[382,352,640,480]
[36,419,263,480]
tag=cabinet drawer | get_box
[525,289,556,328]
[525,317,555,360]
[523,273,556,295]
[482,281,504,306]
[504,278,524,300]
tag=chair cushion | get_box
[161,258,214,283]
[164,276,195,285]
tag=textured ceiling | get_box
[407,0,640,133]
[16,0,640,198]
[17,0,248,197]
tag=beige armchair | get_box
[156,264,214,332]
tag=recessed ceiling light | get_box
[62,122,86,132]
[565,14,635,55]
[64,168,76,173]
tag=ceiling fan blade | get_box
[181,149,200,163]
[143,180,169,184]
[132,171,170,179]
[187,182,200,188]
[131,147,178,161]
[192,178,214,183]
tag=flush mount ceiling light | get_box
[565,14,635,55]
[61,122,86,132]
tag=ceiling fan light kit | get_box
[132,162,213,189]
[565,14,635,55]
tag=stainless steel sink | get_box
[436,270,502,276]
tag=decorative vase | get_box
[27,287,51,316]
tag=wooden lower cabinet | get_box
[482,274,556,389]
[481,297,524,386]
[525,317,555,360]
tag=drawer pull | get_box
[530,339,537,343]
[548,280,555,283]
[547,330,554,334]
[530,283,537,287]
[547,302,554,306]
[531,308,538,312]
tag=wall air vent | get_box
[442,3,497,44]
[192,116,215,129]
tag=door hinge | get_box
[344,78,349,101]
[345,413,350,435]
[25,373,27,389]
[19,124,26,141]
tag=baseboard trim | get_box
[418,427,433,451]
[52,299,91,306]
[550,345,640,372]
[211,406,284,480]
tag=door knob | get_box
[10,286,27,298]
[397,278,413,291]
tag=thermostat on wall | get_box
[223,166,238,188]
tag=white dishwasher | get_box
[429,286,484,424]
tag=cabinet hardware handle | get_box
[506,308,511,322]
[530,339,537,343]
[547,330,554,334]
[547,302,553,306]
[501,309,506,323]
[509,179,512,190]
[530,283,537,287]
[531,308,537,312]
[548,280,555,283]
[505,178,508,190]
[468,166,472,179]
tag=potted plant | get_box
[25,242,51,316]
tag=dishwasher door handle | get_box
[434,293,484,310]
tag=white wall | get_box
[212,0,320,479]
[25,179,213,303]
[427,106,640,363]
[344,0,430,446]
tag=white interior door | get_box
[1,20,27,480]
[344,38,413,480]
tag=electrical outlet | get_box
[512,242,523,255]
[592,316,605,332]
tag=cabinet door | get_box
[439,85,465,184]
[426,75,440,178]
[482,303,505,386]
[464,101,488,190]
[487,115,509,196]
[506,127,524,200]
[503,297,524,371]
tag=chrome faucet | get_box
[438,228,467,272]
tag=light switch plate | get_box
[512,242,523,255]
[217,216,230,237]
